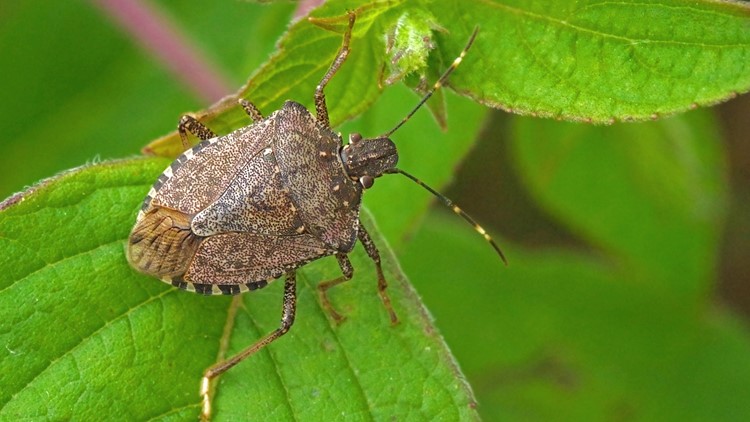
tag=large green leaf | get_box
[431,0,750,123]
[146,0,750,156]
[0,159,478,420]
[402,212,750,422]
[231,0,750,126]
[511,110,727,297]
[4,0,750,197]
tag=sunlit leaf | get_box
[0,159,479,420]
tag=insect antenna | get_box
[378,28,502,262]
[387,168,507,265]
[381,27,479,138]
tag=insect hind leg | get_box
[200,272,297,421]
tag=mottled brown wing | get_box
[149,118,276,215]
[272,101,362,252]
[183,232,333,286]
[190,142,304,237]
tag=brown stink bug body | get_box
[127,12,504,420]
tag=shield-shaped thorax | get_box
[269,101,363,251]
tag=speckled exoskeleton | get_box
[126,13,502,420]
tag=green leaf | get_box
[0,159,478,420]
[430,0,750,123]
[510,110,727,296]
[3,1,750,420]
[401,212,750,422]
[144,0,750,157]
[5,1,749,197]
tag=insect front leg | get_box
[357,225,399,324]
[318,253,354,324]
[238,98,263,123]
[200,272,297,421]
[178,115,217,150]
[314,11,355,128]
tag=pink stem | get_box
[91,0,233,104]
[294,0,326,19]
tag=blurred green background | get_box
[2,1,750,421]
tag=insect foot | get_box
[126,10,502,421]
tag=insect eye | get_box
[360,175,374,189]
[349,133,363,144]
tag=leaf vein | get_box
[297,270,376,421]
[0,238,125,296]
[3,288,175,408]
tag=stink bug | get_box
[126,12,505,420]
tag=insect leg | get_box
[358,225,399,325]
[200,272,297,421]
[314,11,355,128]
[178,115,217,151]
[238,98,263,123]
[317,253,353,324]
